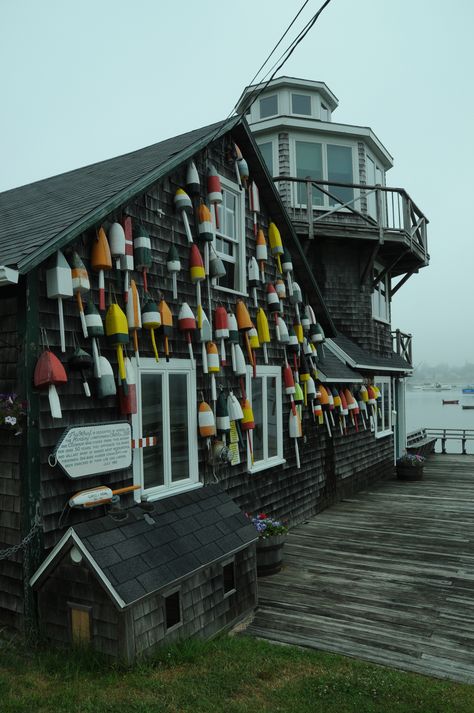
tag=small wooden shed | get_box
[30,486,257,660]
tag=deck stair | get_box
[247,454,474,683]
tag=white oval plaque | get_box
[54,422,132,479]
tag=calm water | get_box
[407,387,474,454]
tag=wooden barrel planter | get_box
[396,464,424,481]
[256,535,286,576]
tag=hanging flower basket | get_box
[248,513,288,576]
[0,394,27,436]
[396,453,425,481]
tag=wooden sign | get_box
[53,422,132,479]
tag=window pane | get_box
[142,373,164,489]
[267,377,278,458]
[292,93,311,115]
[259,94,278,118]
[258,142,273,175]
[295,141,323,206]
[169,373,189,482]
[321,104,328,121]
[366,155,376,218]
[217,261,235,291]
[327,145,354,206]
[252,378,264,462]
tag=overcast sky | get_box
[1,0,472,367]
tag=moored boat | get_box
[462,385,474,394]
[442,399,459,405]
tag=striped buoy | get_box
[331,387,344,435]
[236,300,255,376]
[281,248,294,297]
[289,409,302,469]
[197,203,213,242]
[214,306,229,366]
[186,161,200,197]
[105,302,129,392]
[227,309,239,372]
[126,279,142,365]
[199,400,216,438]
[206,341,220,373]
[167,244,181,300]
[197,306,212,374]
[275,277,286,303]
[207,164,222,229]
[91,227,112,313]
[248,256,260,307]
[178,302,196,365]
[234,144,249,188]
[216,391,230,437]
[134,223,152,294]
[283,362,297,416]
[256,229,268,283]
[68,347,92,398]
[118,357,137,415]
[174,188,194,244]
[318,384,332,437]
[159,299,173,361]
[120,216,134,302]
[84,300,104,378]
[241,397,255,463]
[69,251,90,339]
[142,298,161,362]
[132,436,158,449]
[190,244,205,312]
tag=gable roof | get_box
[30,485,257,608]
[327,333,412,373]
[0,119,237,273]
[0,115,336,334]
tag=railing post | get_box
[441,430,446,454]
[462,431,467,455]
[376,186,384,244]
[306,179,314,240]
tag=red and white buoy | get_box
[118,357,137,415]
[214,306,229,366]
[120,216,134,302]
[206,341,220,408]
[197,202,213,273]
[283,360,297,416]
[34,348,67,419]
[178,302,196,365]
[207,164,223,229]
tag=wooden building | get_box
[0,79,429,656]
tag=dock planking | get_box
[247,454,474,683]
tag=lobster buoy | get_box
[281,248,294,297]
[109,221,126,273]
[174,188,194,244]
[199,400,216,438]
[241,397,255,463]
[248,256,260,308]
[227,309,239,373]
[234,343,248,399]
[126,279,142,365]
[91,227,112,313]
[120,216,134,302]
[186,161,200,197]
[256,307,270,364]
[46,250,73,353]
[84,300,104,378]
[318,384,332,437]
[268,222,284,273]
[96,356,116,399]
[283,361,297,416]
[207,163,222,229]
[332,387,344,435]
[178,302,196,365]
[277,315,290,345]
[167,244,181,301]
[197,306,212,374]
[289,409,302,468]
[216,390,230,439]
[34,349,67,419]
[105,302,129,393]
[68,347,93,397]
[197,203,213,242]
[206,340,220,406]
[209,245,226,279]
[236,300,255,375]
[214,306,229,366]
[249,182,260,236]
[266,283,281,339]
[256,228,268,283]
[233,143,249,188]
[159,299,173,361]
[134,223,152,294]
[142,298,161,362]
[118,357,137,415]
[189,244,205,313]
[69,251,90,339]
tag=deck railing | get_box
[273,175,429,260]
[408,428,474,455]
[392,329,412,366]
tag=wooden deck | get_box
[247,454,474,683]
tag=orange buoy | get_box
[91,227,112,312]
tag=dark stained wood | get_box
[247,454,474,684]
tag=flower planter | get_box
[396,464,424,481]
[256,535,286,576]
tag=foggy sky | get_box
[1,0,472,366]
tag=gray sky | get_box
[2,0,472,366]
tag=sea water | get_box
[406,387,474,454]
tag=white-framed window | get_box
[366,153,386,220]
[320,103,329,121]
[256,140,274,176]
[291,93,312,116]
[293,137,356,209]
[371,262,390,323]
[374,377,393,438]
[132,358,199,501]
[259,94,278,119]
[246,365,284,474]
[214,175,246,294]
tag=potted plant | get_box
[0,393,27,436]
[396,453,425,481]
[249,512,288,576]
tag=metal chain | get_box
[0,513,42,561]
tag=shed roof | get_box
[317,348,364,383]
[30,485,257,609]
[327,333,412,373]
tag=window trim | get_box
[371,262,390,324]
[214,174,247,296]
[290,134,359,210]
[256,139,276,177]
[245,364,285,474]
[259,93,279,119]
[291,92,312,117]
[131,358,199,502]
[374,376,393,439]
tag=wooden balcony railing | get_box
[392,329,412,366]
[273,176,429,262]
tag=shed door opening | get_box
[165,591,181,630]
[69,604,91,644]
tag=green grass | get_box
[0,634,473,712]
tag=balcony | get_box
[392,329,413,367]
[274,176,429,277]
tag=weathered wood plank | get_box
[247,454,474,684]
